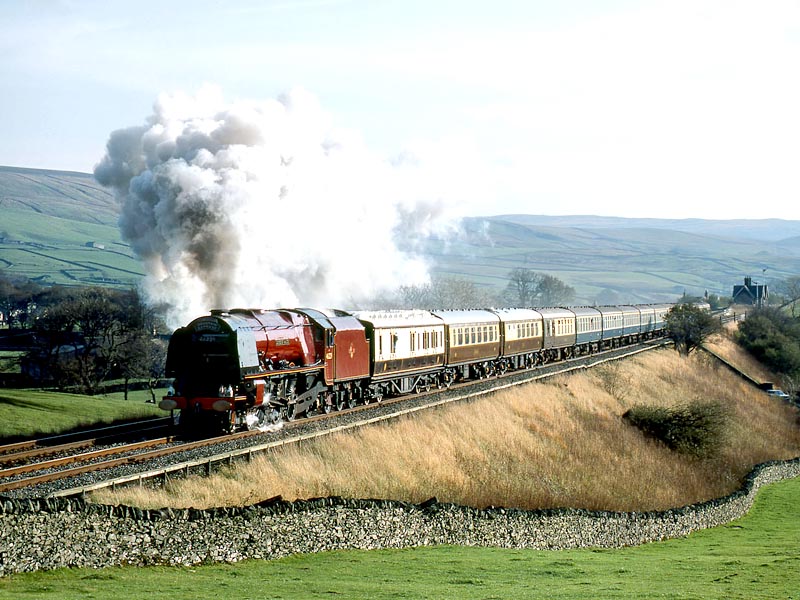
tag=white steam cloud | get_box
[95,86,462,328]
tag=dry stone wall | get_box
[2,458,799,576]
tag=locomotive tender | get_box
[161,303,674,433]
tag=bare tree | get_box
[504,268,540,306]
[777,276,800,317]
[537,273,576,306]
[118,334,167,401]
[503,269,575,307]
[397,276,498,309]
[27,287,166,394]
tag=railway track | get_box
[0,417,173,459]
[1,339,670,499]
[0,417,174,493]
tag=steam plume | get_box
[95,86,456,327]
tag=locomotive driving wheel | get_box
[246,406,269,431]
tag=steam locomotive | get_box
[160,303,675,433]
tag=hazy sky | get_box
[2,0,799,220]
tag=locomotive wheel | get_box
[246,406,269,431]
[346,394,356,409]
[335,394,346,411]
[321,393,334,414]
[285,404,298,421]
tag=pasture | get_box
[0,389,163,440]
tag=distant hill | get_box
[1,165,798,302]
[421,216,800,304]
[497,214,800,243]
[0,166,142,287]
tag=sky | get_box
[2,0,800,220]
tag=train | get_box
[159,303,676,433]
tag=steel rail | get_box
[0,417,173,457]
[0,421,174,468]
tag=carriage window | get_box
[410,332,415,352]
[457,329,463,346]
[390,333,398,354]
[471,327,476,344]
[379,335,383,356]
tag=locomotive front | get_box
[160,309,322,432]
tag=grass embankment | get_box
[93,336,800,511]
[4,476,800,599]
[0,389,163,441]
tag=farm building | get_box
[732,276,768,307]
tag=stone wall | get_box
[2,458,799,576]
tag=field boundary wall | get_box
[1,457,799,575]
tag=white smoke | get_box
[95,86,462,328]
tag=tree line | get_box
[0,272,167,399]
[737,306,800,388]
[381,268,576,309]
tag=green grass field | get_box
[0,389,163,441]
[1,476,798,599]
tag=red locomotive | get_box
[160,308,369,432]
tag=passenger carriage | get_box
[489,308,544,370]
[572,306,603,355]
[432,309,501,380]
[619,305,643,343]
[652,304,672,334]
[537,307,577,361]
[638,305,657,335]
[597,306,624,347]
[352,309,445,395]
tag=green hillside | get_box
[422,217,800,303]
[2,165,799,301]
[0,166,142,287]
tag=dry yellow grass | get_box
[93,340,800,512]
[704,325,777,386]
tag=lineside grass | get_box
[705,325,777,386]
[0,389,163,441]
[3,476,799,599]
[94,342,800,512]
